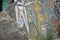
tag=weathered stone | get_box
[0,11,28,40]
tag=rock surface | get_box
[0,11,28,40]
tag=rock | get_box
[0,11,28,40]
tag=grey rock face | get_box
[0,12,28,40]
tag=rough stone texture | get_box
[54,38,60,40]
[0,11,28,40]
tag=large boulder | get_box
[0,11,28,40]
